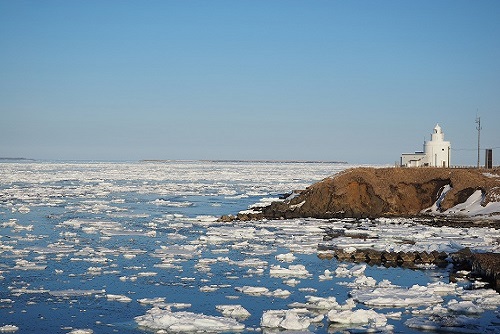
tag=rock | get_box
[451,249,500,292]
[335,250,353,261]
[218,214,235,222]
[418,251,435,263]
[353,251,367,261]
[382,251,398,262]
[431,250,448,260]
[398,251,417,262]
[470,252,500,292]
[366,250,382,262]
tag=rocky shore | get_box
[232,167,500,221]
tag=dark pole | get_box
[476,116,481,168]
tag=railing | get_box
[395,165,497,169]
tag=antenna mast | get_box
[475,115,481,168]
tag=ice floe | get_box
[405,314,480,333]
[350,283,445,308]
[135,307,245,332]
[235,286,291,298]
[106,294,132,303]
[270,264,310,278]
[261,309,323,331]
[0,325,19,333]
[447,299,484,314]
[215,305,251,319]
[289,296,355,312]
[152,199,193,207]
[275,252,296,262]
[48,289,106,297]
[334,264,366,277]
[328,309,388,327]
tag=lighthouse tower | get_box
[401,124,451,167]
[424,124,451,167]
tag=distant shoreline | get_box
[142,159,349,164]
[0,158,349,164]
[0,157,35,161]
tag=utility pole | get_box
[476,115,481,168]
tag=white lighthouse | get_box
[401,124,451,167]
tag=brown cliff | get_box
[235,167,500,221]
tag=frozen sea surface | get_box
[1,161,499,333]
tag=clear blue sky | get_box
[1,0,499,164]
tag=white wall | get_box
[401,153,426,167]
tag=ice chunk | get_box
[289,296,337,311]
[137,297,166,306]
[349,264,366,276]
[270,264,310,278]
[49,289,106,297]
[68,330,93,334]
[13,259,47,271]
[270,289,291,298]
[235,286,290,298]
[261,309,316,330]
[135,307,245,332]
[447,300,483,314]
[107,294,132,303]
[405,315,479,332]
[215,305,251,319]
[319,269,333,281]
[290,296,355,312]
[351,284,443,308]
[283,278,300,287]
[459,288,500,309]
[86,267,102,274]
[427,281,457,295]
[275,252,296,262]
[334,264,366,277]
[328,309,387,327]
[151,199,193,207]
[200,285,219,292]
[17,205,31,214]
[235,286,269,296]
[0,325,19,332]
[348,275,377,287]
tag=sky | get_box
[1,0,499,165]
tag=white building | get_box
[401,124,451,167]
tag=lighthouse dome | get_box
[434,124,442,134]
